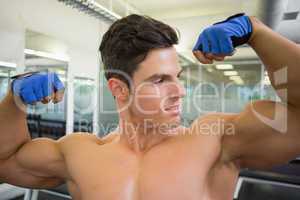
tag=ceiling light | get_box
[24,49,70,62]
[216,64,233,70]
[229,75,239,81]
[234,79,244,85]
[0,61,17,68]
[207,67,213,72]
[58,0,121,22]
[229,75,244,85]
[224,71,238,76]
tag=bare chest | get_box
[65,140,238,200]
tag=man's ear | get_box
[107,78,129,101]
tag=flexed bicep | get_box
[221,100,300,170]
[0,137,68,189]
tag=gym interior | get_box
[0,0,300,199]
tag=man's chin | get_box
[159,121,182,136]
[164,115,182,127]
[138,114,181,129]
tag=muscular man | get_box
[0,14,300,200]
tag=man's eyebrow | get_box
[143,73,167,82]
[143,68,184,82]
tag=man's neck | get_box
[117,119,178,154]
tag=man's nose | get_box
[170,79,186,98]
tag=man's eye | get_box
[154,78,164,84]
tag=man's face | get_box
[129,47,186,127]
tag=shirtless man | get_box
[0,13,300,200]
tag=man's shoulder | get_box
[189,113,238,138]
[59,132,121,145]
[179,113,238,159]
[188,113,243,168]
[58,132,103,148]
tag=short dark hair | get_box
[99,14,179,88]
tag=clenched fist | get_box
[11,72,65,105]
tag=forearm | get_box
[248,17,300,106]
[0,90,31,160]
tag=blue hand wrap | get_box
[11,72,64,104]
[193,13,253,54]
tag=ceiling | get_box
[94,0,299,64]
[127,0,254,19]
[111,0,262,63]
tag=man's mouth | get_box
[164,104,181,114]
